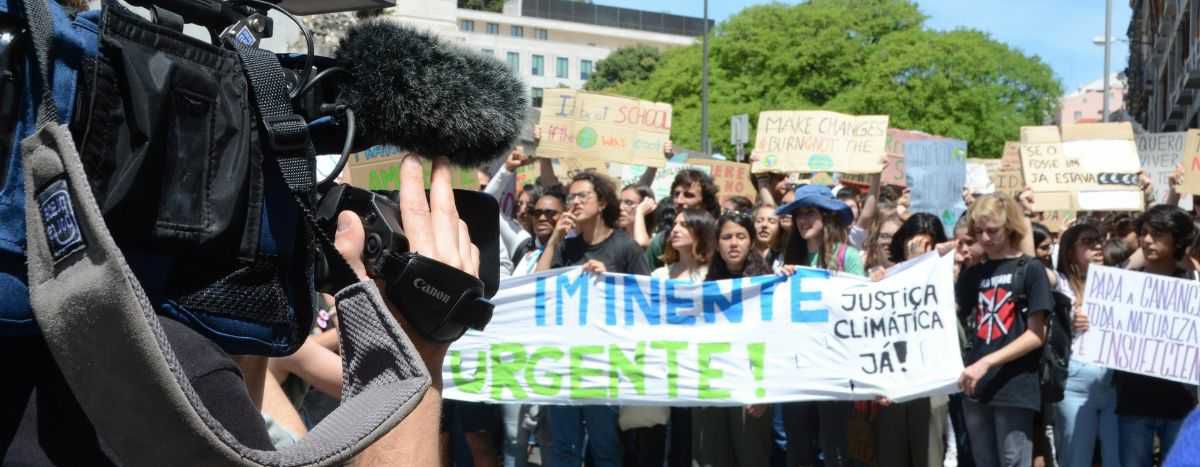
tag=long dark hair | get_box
[888,213,948,263]
[1055,223,1102,298]
[782,209,850,271]
[1137,204,1197,261]
[661,208,717,265]
[707,211,771,280]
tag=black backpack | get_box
[1010,256,1074,404]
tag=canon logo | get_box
[413,278,451,304]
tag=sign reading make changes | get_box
[537,89,672,167]
[751,111,888,174]
[443,252,962,406]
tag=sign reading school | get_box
[443,252,963,405]
[751,111,888,174]
[1073,266,1200,385]
[537,89,672,167]
[347,145,478,191]
[1019,123,1144,212]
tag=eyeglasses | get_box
[529,208,561,219]
[566,191,595,203]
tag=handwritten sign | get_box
[1182,130,1200,195]
[347,145,478,191]
[690,159,757,202]
[1074,266,1200,385]
[905,140,967,237]
[751,111,888,174]
[538,89,672,167]
[444,252,962,405]
[1019,123,1143,212]
[1137,133,1187,207]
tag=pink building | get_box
[1058,73,1126,124]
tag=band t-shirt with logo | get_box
[955,257,1052,411]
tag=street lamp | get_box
[1092,33,1128,123]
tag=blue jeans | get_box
[544,405,621,467]
[1119,415,1183,467]
[1053,360,1119,467]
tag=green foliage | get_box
[458,0,504,13]
[584,46,663,91]
[587,0,1061,158]
[827,29,1061,158]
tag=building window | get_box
[581,59,593,80]
[507,52,520,76]
[486,23,499,34]
[531,87,544,108]
[511,25,524,37]
[536,28,548,40]
[532,55,544,76]
[1073,111,1082,121]
[556,57,569,79]
[460,20,474,32]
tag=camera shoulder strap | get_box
[20,0,430,464]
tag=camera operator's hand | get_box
[333,155,479,374]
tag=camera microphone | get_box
[308,19,529,167]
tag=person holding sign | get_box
[692,210,779,467]
[1049,223,1118,467]
[776,184,863,467]
[955,194,1054,467]
[873,213,951,467]
[1113,205,1199,467]
[618,207,717,467]
[535,172,651,467]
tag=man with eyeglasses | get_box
[535,171,649,467]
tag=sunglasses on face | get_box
[529,208,561,219]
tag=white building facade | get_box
[382,0,706,107]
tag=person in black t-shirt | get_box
[1115,205,1199,467]
[534,171,648,467]
[955,195,1053,467]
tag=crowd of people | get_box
[255,138,1200,467]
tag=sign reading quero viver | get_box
[443,252,963,406]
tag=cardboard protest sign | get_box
[1182,130,1200,195]
[1073,266,1200,385]
[1038,209,1076,233]
[905,139,967,237]
[347,145,478,191]
[443,252,963,405]
[751,111,888,175]
[690,159,757,202]
[650,162,711,200]
[1137,133,1187,207]
[1019,123,1144,212]
[840,128,940,188]
[985,142,1026,198]
[538,89,672,168]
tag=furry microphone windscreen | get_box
[335,20,529,167]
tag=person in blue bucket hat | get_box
[775,183,864,467]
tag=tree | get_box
[827,29,1061,158]
[458,0,505,13]
[587,0,1060,158]
[583,46,663,91]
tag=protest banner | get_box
[1038,209,1076,233]
[905,139,967,237]
[1019,123,1144,212]
[1182,130,1200,195]
[347,145,478,191]
[1072,265,1200,385]
[443,252,963,405]
[537,89,672,167]
[1137,132,1188,208]
[751,111,888,175]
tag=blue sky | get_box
[597,0,1131,93]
